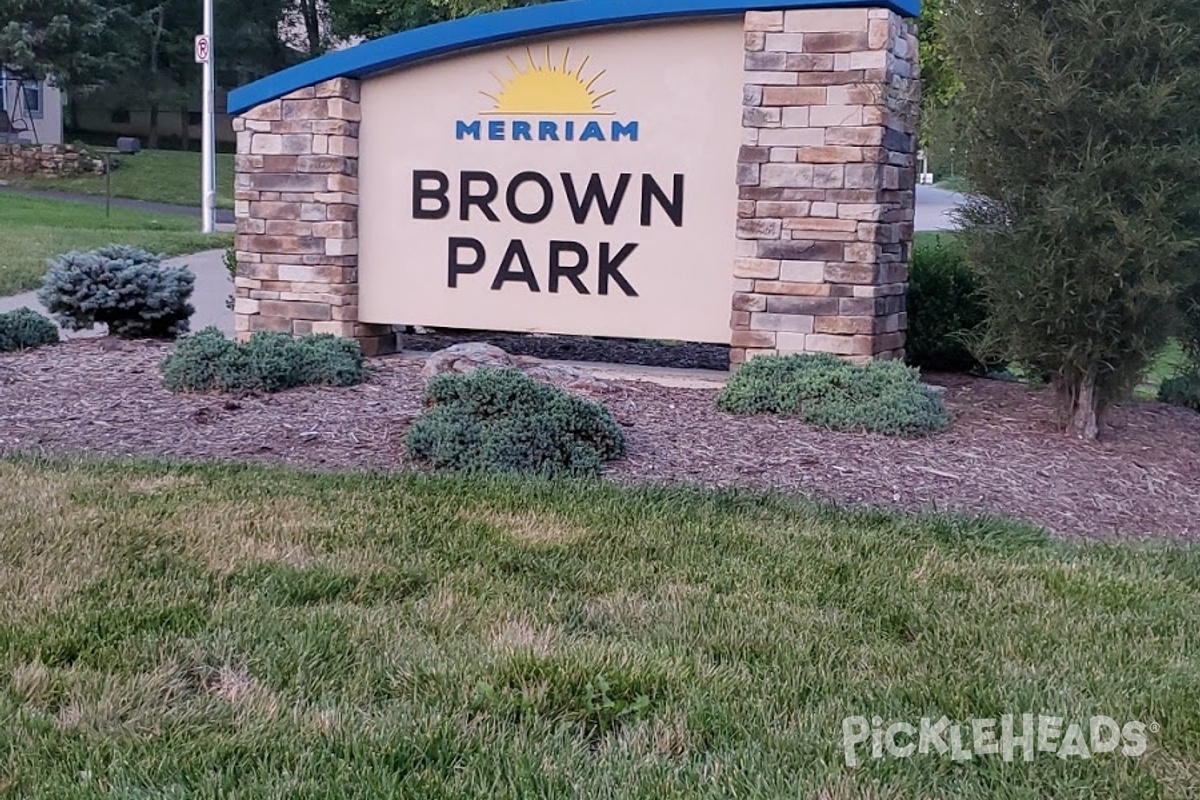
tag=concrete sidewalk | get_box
[0,249,234,338]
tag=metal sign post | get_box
[196,0,216,234]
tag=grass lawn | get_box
[1,457,1197,798]
[0,194,231,296]
[5,149,235,210]
[914,230,957,251]
[1137,340,1193,400]
[935,175,971,194]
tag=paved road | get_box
[0,249,234,338]
[915,185,962,233]
[0,186,236,224]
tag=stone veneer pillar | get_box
[231,77,396,355]
[732,8,919,364]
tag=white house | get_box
[0,72,64,144]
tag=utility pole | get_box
[197,0,216,233]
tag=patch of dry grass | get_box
[463,507,591,546]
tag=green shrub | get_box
[294,334,366,386]
[161,327,365,393]
[0,308,59,352]
[1159,372,1200,412]
[38,245,194,338]
[718,353,950,437]
[907,237,987,373]
[405,368,625,477]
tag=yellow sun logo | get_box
[482,46,615,116]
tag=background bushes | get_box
[405,368,626,477]
[1159,373,1200,413]
[39,245,194,338]
[718,353,950,437]
[906,236,987,373]
[0,308,59,353]
[1163,285,1200,411]
[161,328,365,393]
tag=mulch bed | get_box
[2,340,1198,540]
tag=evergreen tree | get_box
[0,0,129,97]
[111,0,199,148]
[329,0,547,40]
[947,0,1200,438]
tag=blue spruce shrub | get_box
[405,368,626,477]
[161,327,364,393]
[39,245,195,338]
[0,308,59,352]
[717,353,950,437]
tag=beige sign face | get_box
[358,18,744,343]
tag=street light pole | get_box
[200,0,216,233]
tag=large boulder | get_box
[419,342,514,379]
[420,342,608,393]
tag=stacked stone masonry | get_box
[0,143,107,176]
[232,77,396,355]
[733,8,919,364]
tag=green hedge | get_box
[718,353,950,437]
[1159,372,1200,412]
[161,328,364,393]
[406,368,626,477]
[0,308,59,353]
[907,237,988,373]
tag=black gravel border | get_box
[401,329,731,371]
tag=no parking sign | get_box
[194,35,211,64]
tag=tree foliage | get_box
[947,0,1200,438]
[916,0,958,109]
[281,0,334,56]
[330,0,547,40]
[0,0,128,96]
[101,0,201,148]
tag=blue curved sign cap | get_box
[228,0,920,115]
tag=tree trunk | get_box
[180,107,191,152]
[1058,368,1102,440]
[304,0,323,55]
[147,7,165,150]
[148,102,160,149]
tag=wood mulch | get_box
[1,340,1198,540]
